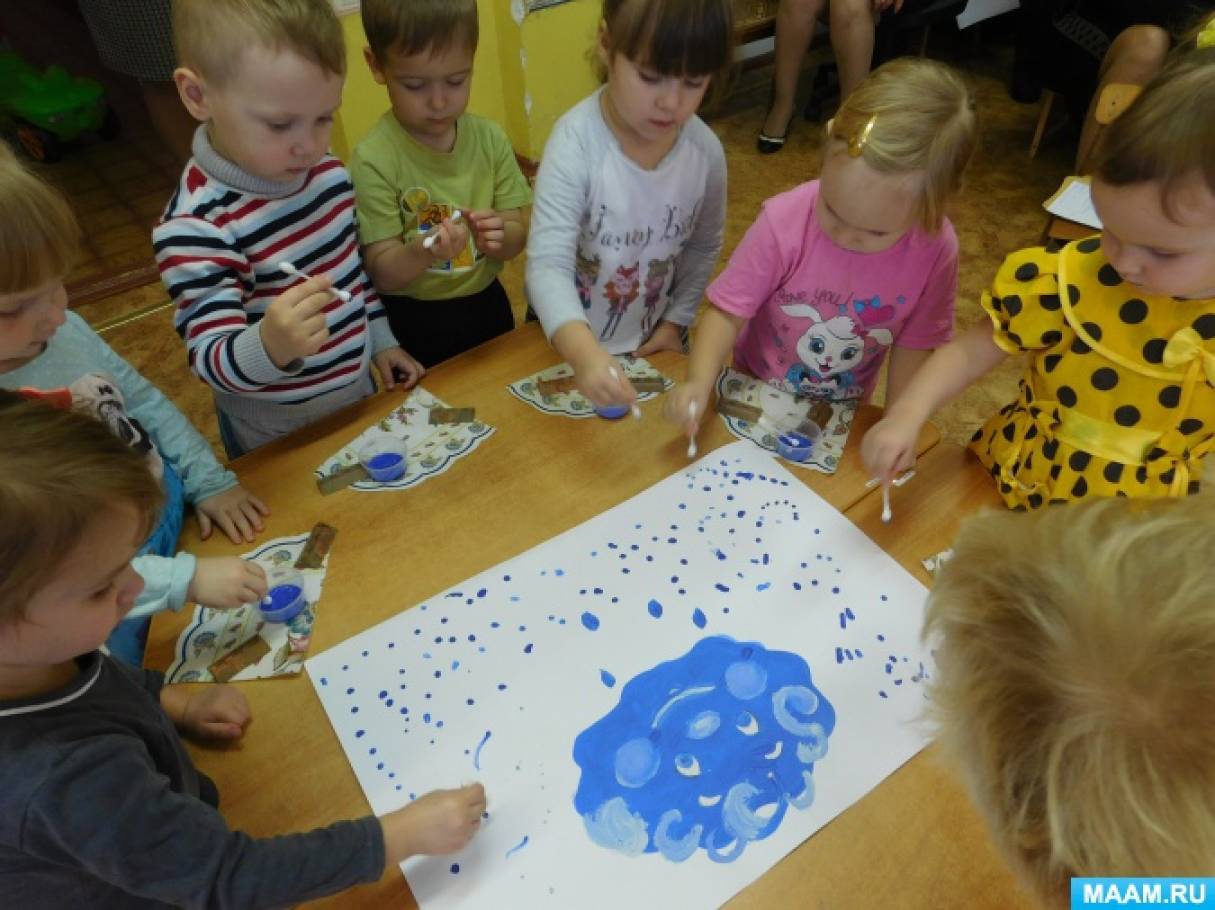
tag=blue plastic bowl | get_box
[776,432,814,463]
[595,404,631,420]
[259,568,306,623]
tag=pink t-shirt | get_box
[707,180,957,401]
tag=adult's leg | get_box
[830,0,876,101]
[762,0,829,140]
[1074,24,1170,171]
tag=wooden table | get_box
[148,324,1027,908]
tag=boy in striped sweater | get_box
[155,0,424,458]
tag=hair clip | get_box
[848,115,877,158]
[1199,18,1215,48]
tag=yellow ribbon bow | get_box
[1199,18,1215,49]
[1163,326,1215,386]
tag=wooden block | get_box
[537,376,578,396]
[209,635,271,682]
[716,397,763,423]
[295,522,337,569]
[629,376,667,394]
[429,406,476,425]
[316,463,370,495]
[805,399,834,430]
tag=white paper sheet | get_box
[956,0,1019,29]
[308,442,934,908]
[1045,178,1103,230]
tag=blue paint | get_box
[715,583,730,593]
[692,608,707,629]
[714,549,726,561]
[573,636,835,863]
[601,669,616,687]
[473,730,492,770]
[596,404,630,419]
[756,582,771,592]
[505,835,530,859]
[647,599,664,619]
[450,863,460,874]
[524,643,534,654]
[582,612,601,631]
[259,584,305,623]
[845,607,855,620]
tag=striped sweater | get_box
[153,130,396,409]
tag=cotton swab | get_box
[881,485,893,523]
[278,261,352,302]
[865,469,916,490]
[686,401,698,459]
[607,366,642,419]
[421,210,464,250]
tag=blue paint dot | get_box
[600,669,616,687]
[756,582,771,592]
[556,568,565,576]
[692,608,707,629]
[450,864,460,874]
[581,611,601,631]
[715,583,730,592]
[647,599,664,619]
[524,643,534,654]
[355,730,365,738]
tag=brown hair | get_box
[361,0,478,63]
[926,495,1215,907]
[0,391,163,624]
[173,0,346,85]
[1093,47,1215,220]
[0,144,78,294]
[600,0,734,90]
[828,58,977,233]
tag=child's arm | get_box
[551,321,639,409]
[862,321,1007,481]
[362,220,470,294]
[883,345,934,407]
[127,555,268,618]
[465,121,532,264]
[466,207,526,261]
[664,305,745,436]
[160,681,251,741]
[76,315,268,543]
[380,783,487,861]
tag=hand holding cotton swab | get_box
[686,401,698,459]
[278,261,351,302]
[422,210,463,250]
[607,366,642,419]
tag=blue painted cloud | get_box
[572,635,835,863]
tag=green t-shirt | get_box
[351,112,532,299]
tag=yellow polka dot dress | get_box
[970,240,1215,509]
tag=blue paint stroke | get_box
[692,608,707,629]
[647,599,664,619]
[473,730,492,770]
[601,670,617,688]
[505,835,530,859]
[582,611,601,631]
[572,636,835,864]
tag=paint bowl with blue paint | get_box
[595,404,631,420]
[259,567,307,623]
[358,433,408,483]
[776,430,816,463]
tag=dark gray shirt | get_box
[0,652,385,908]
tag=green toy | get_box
[0,51,120,163]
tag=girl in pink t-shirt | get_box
[666,58,978,436]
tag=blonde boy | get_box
[0,392,486,906]
[926,496,1215,906]
[156,0,423,459]
[353,0,532,368]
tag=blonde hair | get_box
[0,391,163,624]
[828,58,977,232]
[361,0,478,63]
[173,0,345,85]
[0,143,78,294]
[926,496,1215,906]
[599,0,735,92]
[1093,47,1215,220]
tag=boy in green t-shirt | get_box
[352,0,532,368]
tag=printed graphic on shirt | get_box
[777,292,894,400]
[641,256,674,336]
[575,250,601,310]
[600,263,641,342]
[400,186,479,274]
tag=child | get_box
[156,0,425,459]
[925,495,1215,905]
[665,58,977,435]
[0,392,486,906]
[0,145,267,666]
[526,0,733,409]
[352,0,533,368]
[863,48,1215,507]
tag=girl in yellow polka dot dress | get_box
[862,46,1215,509]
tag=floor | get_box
[47,40,1071,464]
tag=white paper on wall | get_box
[308,442,934,908]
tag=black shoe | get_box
[757,108,794,154]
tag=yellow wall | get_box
[331,1,600,164]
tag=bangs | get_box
[608,0,733,78]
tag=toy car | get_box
[0,50,119,163]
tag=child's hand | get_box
[196,485,269,543]
[187,557,268,610]
[664,381,712,439]
[374,346,425,391]
[163,684,251,741]
[261,275,333,369]
[419,218,470,263]
[862,415,920,484]
[381,784,487,863]
[466,209,505,255]
[571,347,638,409]
[633,320,685,358]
